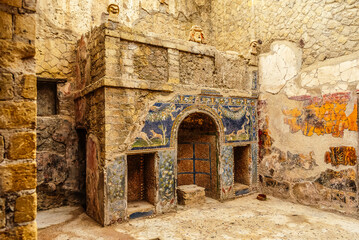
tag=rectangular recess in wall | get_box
[127,153,156,205]
[36,78,66,116]
[233,145,251,195]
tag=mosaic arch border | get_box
[170,104,225,148]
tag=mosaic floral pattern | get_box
[158,150,175,201]
[131,95,257,150]
[107,156,126,222]
[221,146,234,187]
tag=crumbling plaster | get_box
[258,40,358,212]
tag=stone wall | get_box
[258,41,359,214]
[212,0,359,67]
[0,0,37,239]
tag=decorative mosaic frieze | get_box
[131,95,257,150]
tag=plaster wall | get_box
[258,41,359,214]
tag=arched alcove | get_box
[177,112,219,199]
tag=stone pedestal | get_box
[177,185,205,206]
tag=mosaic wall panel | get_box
[221,145,234,187]
[325,146,357,167]
[158,150,176,203]
[220,145,234,199]
[131,95,257,150]
[107,156,126,223]
[283,93,357,137]
[252,70,258,91]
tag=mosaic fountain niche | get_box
[121,95,259,219]
[77,22,260,225]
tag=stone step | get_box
[177,184,205,206]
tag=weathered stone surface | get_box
[0,40,35,68]
[177,184,205,206]
[0,11,12,39]
[0,72,14,100]
[0,198,5,228]
[0,102,36,129]
[179,52,215,87]
[0,221,37,240]
[0,135,4,163]
[8,132,36,160]
[14,193,37,223]
[0,162,36,193]
[292,182,321,206]
[133,43,168,82]
[23,0,37,11]
[315,168,356,192]
[260,176,291,199]
[0,0,22,8]
[21,75,37,99]
[15,14,36,40]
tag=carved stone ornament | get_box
[246,40,261,66]
[107,4,120,15]
[249,40,260,56]
[188,25,206,44]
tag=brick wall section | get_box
[0,0,37,239]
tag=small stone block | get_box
[14,193,37,223]
[0,102,36,129]
[21,75,37,99]
[15,14,35,40]
[0,0,22,7]
[177,184,205,206]
[0,11,12,39]
[0,72,14,100]
[0,198,5,228]
[8,132,36,160]
[0,162,36,193]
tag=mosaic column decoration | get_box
[220,145,234,200]
[157,150,176,213]
[106,155,126,224]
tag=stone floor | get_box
[38,195,359,240]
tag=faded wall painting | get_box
[283,93,357,137]
[86,134,103,224]
[325,146,357,167]
[131,95,257,150]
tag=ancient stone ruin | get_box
[1,0,359,238]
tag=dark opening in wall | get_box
[76,128,87,208]
[233,145,251,194]
[127,153,156,205]
[37,81,58,116]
